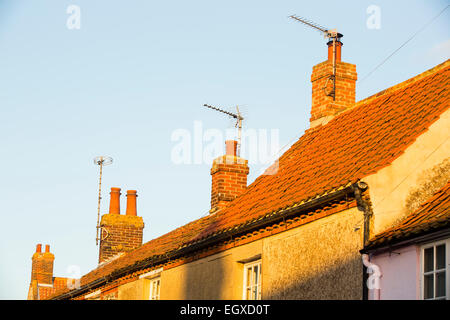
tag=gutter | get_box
[54,276,110,300]
[52,183,358,300]
[361,227,450,255]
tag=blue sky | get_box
[0,0,448,299]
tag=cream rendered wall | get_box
[160,240,262,300]
[118,278,151,300]
[117,206,365,300]
[262,207,364,300]
[364,108,450,235]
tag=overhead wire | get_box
[359,4,449,84]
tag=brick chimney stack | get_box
[210,140,249,214]
[31,243,54,285]
[98,187,144,264]
[310,37,357,128]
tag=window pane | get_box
[253,265,259,286]
[424,247,434,272]
[436,272,446,298]
[246,288,251,300]
[424,274,434,299]
[246,267,252,287]
[436,245,446,270]
[252,286,258,300]
[156,280,160,298]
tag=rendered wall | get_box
[116,206,365,300]
[160,240,262,300]
[365,108,450,235]
[262,207,364,299]
[118,278,150,300]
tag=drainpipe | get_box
[352,181,374,300]
[362,254,381,300]
[352,181,372,246]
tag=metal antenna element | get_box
[289,15,343,100]
[289,15,339,39]
[203,104,244,157]
[93,156,113,246]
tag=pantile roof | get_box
[364,180,450,251]
[50,59,450,299]
[29,277,69,300]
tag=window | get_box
[421,240,450,300]
[243,260,261,300]
[149,277,161,300]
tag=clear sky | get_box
[0,0,448,299]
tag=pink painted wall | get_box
[369,245,420,300]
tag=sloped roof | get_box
[51,59,450,298]
[29,277,69,300]
[364,180,450,251]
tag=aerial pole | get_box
[93,156,113,246]
[203,104,244,157]
[289,15,343,100]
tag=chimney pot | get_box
[225,140,238,156]
[327,40,342,62]
[45,244,50,253]
[126,190,138,216]
[36,244,42,253]
[109,187,121,215]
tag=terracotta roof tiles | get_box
[50,59,450,298]
[364,180,450,250]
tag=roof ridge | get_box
[355,59,450,108]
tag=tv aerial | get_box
[289,15,343,100]
[93,156,113,246]
[203,104,244,157]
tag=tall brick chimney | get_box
[210,140,249,214]
[310,36,357,128]
[31,244,54,285]
[98,188,144,264]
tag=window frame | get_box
[420,239,450,300]
[242,260,262,300]
[149,277,161,300]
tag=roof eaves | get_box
[51,182,357,300]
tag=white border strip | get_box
[139,267,163,279]
[85,289,101,299]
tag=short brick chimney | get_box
[210,140,249,214]
[31,244,54,285]
[310,36,357,128]
[98,188,144,264]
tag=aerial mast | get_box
[203,104,244,157]
[289,15,343,100]
[93,156,113,246]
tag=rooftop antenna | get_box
[93,156,113,246]
[289,15,343,100]
[203,104,244,157]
